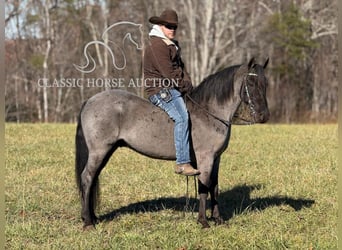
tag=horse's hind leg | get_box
[81,147,112,229]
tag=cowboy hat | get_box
[149,9,178,25]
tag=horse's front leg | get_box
[198,181,210,228]
[197,155,214,228]
[209,156,224,225]
[209,183,224,225]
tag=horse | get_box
[75,58,270,229]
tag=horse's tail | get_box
[75,101,101,223]
[75,101,88,195]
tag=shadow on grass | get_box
[217,184,315,221]
[98,184,315,223]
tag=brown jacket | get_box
[144,36,192,97]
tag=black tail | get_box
[75,101,102,224]
[75,101,89,195]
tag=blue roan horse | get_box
[75,58,270,229]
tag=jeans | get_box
[149,88,191,165]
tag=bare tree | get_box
[4,0,338,123]
[178,0,239,85]
[302,0,338,121]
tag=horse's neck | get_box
[209,98,241,123]
[187,96,241,124]
[187,66,247,123]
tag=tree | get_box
[303,0,338,122]
[263,2,317,122]
[176,0,249,85]
[4,0,338,123]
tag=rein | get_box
[186,72,258,127]
[186,94,231,127]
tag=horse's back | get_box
[84,89,147,109]
[81,89,156,132]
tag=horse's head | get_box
[238,58,270,123]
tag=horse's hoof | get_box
[83,224,95,231]
[202,222,210,229]
[197,219,210,229]
[214,217,224,225]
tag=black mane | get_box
[190,65,241,105]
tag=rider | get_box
[143,9,200,176]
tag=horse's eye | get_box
[247,79,256,87]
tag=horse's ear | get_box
[248,57,255,69]
[263,58,269,69]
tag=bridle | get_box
[243,72,258,118]
[186,72,258,127]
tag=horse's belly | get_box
[119,100,176,160]
[124,123,176,160]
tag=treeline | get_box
[5,0,337,123]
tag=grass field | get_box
[5,123,337,249]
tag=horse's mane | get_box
[190,65,241,105]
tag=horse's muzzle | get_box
[255,110,270,123]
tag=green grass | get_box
[5,123,337,249]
